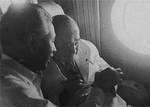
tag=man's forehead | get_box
[34,20,55,39]
[59,32,80,44]
[60,20,79,34]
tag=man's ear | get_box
[27,33,39,54]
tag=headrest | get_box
[38,1,65,17]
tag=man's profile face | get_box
[34,19,56,71]
[54,21,80,62]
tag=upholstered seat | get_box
[38,1,65,17]
[0,8,2,58]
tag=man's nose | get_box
[53,44,57,52]
[69,45,77,54]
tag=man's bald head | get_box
[1,3,56,72]
[52,15,79,38]
[1,3,52,52]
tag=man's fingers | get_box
[70,79,83,84]
[67,75,81,80]
[114,68,124,82]
[115,68,123,74]
[64,80,83,90]
[61,78,83,86]
[115,68,122,71]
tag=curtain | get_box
[72,0,101,54]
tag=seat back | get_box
[0,12,2,58]
[38,1,65,17]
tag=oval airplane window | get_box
[111,0,150,54]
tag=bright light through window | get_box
[111,0,150,54]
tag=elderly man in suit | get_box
[41,14,125,107]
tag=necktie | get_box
[64,61,83,81]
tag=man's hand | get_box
[91,68,123,94]
[59,74,84,106]
[62,74,83,94]
[112,68,124,82]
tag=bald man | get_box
[42,14,126,107]
[0,3,57,107]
